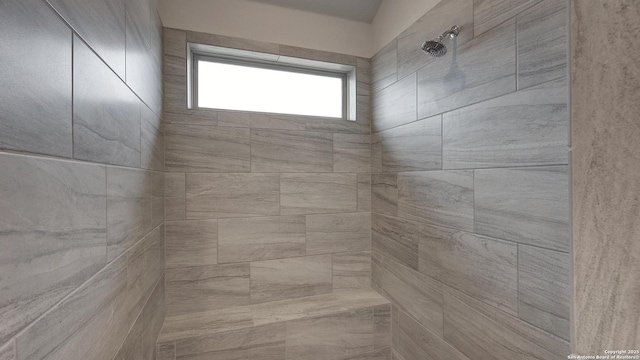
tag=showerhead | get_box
[422,25,460,57]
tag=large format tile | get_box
[381,115,442,172]
[0,342,14,360]
[280,174,357,215]
[443,77,568,169]
[306,213,371,255]
[152,171,164,228]
[251,130,333,173]
[0,154,106,345]
[417,19,516,120]
[371,39,397,92]
[372,214,419,271]
[474,166,570,251]
[218,216,306,263]
[279,45,357,65]
[141,104,164,171]
[186,173,280,218]
[474,0,542,36]
[114,308,143,360]
[250,255,333,304]
[371,174,398,216]
[143,276,166,360]
[332,252,371,293]
[157,342,176,360]
[333,134,371,173]
[419,224,518,315]
[357,173,372,212]
[73,37,141,167]
[163,28,186,77]
[165,173,186,220]
[165,220,218,269]
[187,31,280,54]
[160,306,254,343]
[0,0,72,158]
[397,171,474,231]
[372,73,416,132]
[217,111,369,134]
[165,124,251,172]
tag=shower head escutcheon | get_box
[421,25,460,57]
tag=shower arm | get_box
[436,25,460,42]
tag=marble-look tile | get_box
[186,173,280,219]
[373,305,392,350]
[218,216,306,263]
[474,0,542,36]
[166,263,250,316]
[280,173,357,215]
[141,104,164,171]
[157,342,176,360]
[371,252,443,336]
[0,0,72,158]
[218,111,369,134]
[396,0,474,79]
[443,286,570,360]
[165,173,186,220]
[106,167,153,262]
[250,255,333,304]
[519,246,570,340]
[164,28,186,77]
[280,45,357,65]
[475,166,570,251]
[332,252,371,293]
[372,73,416,132]
[164,74,189,115]
[357,173,372,212]
[126,225,165,321]
[397,171,474,231]
[306,213,371,255]
[372,214,419,271]
[113,313,143,360]
[333,134,371,173]
[47,0,126,77]
[152,171,164,228]
[381,115,442,172]
[165,111,218,126]
[165,220,218,269]
[143,278,166,360]
[419,224,518,315]
[0,154,106,345]
[517,0,567,89]
[371,39,397,92]
[165,124,251,172]
[371,174,398,217]
[0,341,14,360]
[187,31,280,54]
[417,19,516,120]
[443,77,568,169]
[371,133,382,174]
[73,37,141,167]
[251,130,333,173]
[159,306,254,342]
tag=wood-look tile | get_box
[518,246,570,340]
[280,173,357,215]
[347,348,391,360]
[126,225,165,321]
[357,173,372,212]
[165,220,218,269]
[397,171,474,231]
[279,45,357,65]
[163,28,186,77]
[517,0,567,89]
[474,0,542,36]
[165,173,186,220]
[152,171,164,228]
[165,124,251,172]
[391,305,399,349]
[371,174,398,216]
[165,111,218,126]
[143,277,166,360]
[474,166,570,251]
[186,173,280,219]
[166,263,250,316]
[373,304,392,350]
[371,39,397,92]
[187,31,280,55]
[372,214,419,271]
[73,37,141,167]
[333,134,371,173]
[160,306,254,343]
[443,286,570,360]
[371,133,382,174]
[250,255,333,304]
[396,309,470,360]
[0,341,14,360]
[372,73,416,132]
[371,252,443,336]
[157,342,176,360]
[332,252,371,293]
[113,312,143,360]
[306,213,371,255]
[419,224,518,315]
[417,19,516,120]
[217,111,369,134]
[251,130,333,173]
[0,0,72,158]
[141,104,164,171]
[163,74,189,115]
[381,115,442,172]
[218,216,306,263]
[0,154,106,345]
[443,77,568,169]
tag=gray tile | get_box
[381,115,442,172]
[250,255,333,304]
[519,246,570,340]
[152,171,164,228]
[443,77,569,169]
[333,134,371,173]
[251,130,333,173]
[371,39,398,92]
[395,310,470,360]
[371,133,382,174]
[186,173,280,219]
[165,111,218,126]
[397,171,474,231]
[0,0,72,158]
[419,224,518,315]
[332,252,371,293]
[371,174,398,217]
[163,28,186,77]
[306,213,371,255]
[357,173,372,212]
[165,173,186,220]
[279,45,357,65]
[73,37,141,167]
[217,111,369,134]
[0,341,14,360]
[165,220,218,269]
[165,124,251,172]
[141,104,164,171]
[372,214,419,271]
[48,0,126,77]
[143,275,166,360]
[474,0,542,36]
[372,73,416,132]
[280,173,357,215]
[157,342,176,360]
[113,312,143,360]
[417,19,516,120]
[218,216,306,263]
[166,263,250,316]
[475,166,570,251]
[159,306,253,343]
[163,73,189,115]
[187,31,280,54]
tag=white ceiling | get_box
[247,0,384,23]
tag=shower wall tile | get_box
[0,0,72,158]
[141,101,164,172]
[0,154,106,346]
[163,74,189,115]
[143,276,166,360]
[157,342,176,360]
[333,134,371,173]
[280,173,357,215]
[371,133,383,174]
[160,306,254,343]
[165,173,186,220]
[114,309,143,360]
[163,28,187,77]
[279,45,357,65]
[381,115,442,172]
[186,173,280,219]
[371,173,398,216]
[417,19,516,120]
[332,251,371,292]
[372,73,417,132]
[188,31,280,55]
[165,124,251,172]
[306,213,371,255]
[0,342,14,360]
[165,220,218,269]
[151,171,165,228]
[474,166,570,252]
[73,37,141,167]
[372,214,419,271]
[357,173,372,211]
[371,39,398,91]
[251,130,333,173]
[217,111,370,134]
[473,0,542,36]
[164,111,218,126]
[166,263,250,316]
[218,216,306,263]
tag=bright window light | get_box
[196,60,344,118]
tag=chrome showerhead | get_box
[421,25,460,57]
